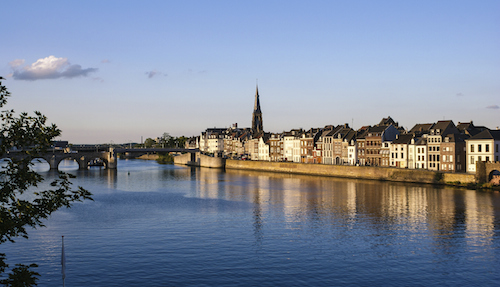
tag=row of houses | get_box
[190,117,500,174]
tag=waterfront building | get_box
[322,126,343,165]
[390,134,414,168]
[331,124,354,165]
[246,137,260,161]
[465,129,500,173]
[347,138,357,165]
[185,136,199,149]
[199,128,226,155]
[282,129,302,162]
[441,133,466,172]
[269,133,283,162]
[414,137,428,169]
[292,132,302,163]
[258,133,271,161]
[300,128,321,163]
[427,120,459,171]
[313,127,332,164]
[364,124,400,166]
[356,129,368,166]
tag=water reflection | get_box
[217,169,499,251]
[37,163,500,250]
[5,160,500,286]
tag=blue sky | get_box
[1,0,499,144]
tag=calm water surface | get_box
[2,159,500,286]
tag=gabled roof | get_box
[356,128,369,140]
[378,116,398,127]
[344,130,357,142]
[324,125,344,137]
[367,125,388,134]
[429,120,458,135]
[393,134,414,144]
[333,127,354,141]
[468,129,500,141]
[457,121,490,136]
[409,123,434,135]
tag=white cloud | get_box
[10,56,98,81]
[8,59,25,68]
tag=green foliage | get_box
[144,138,156,148]
[156,153,174,164]
[0,77,92,286]
[0,264,39,287]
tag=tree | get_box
[144,138,156,148]
[0,77,92,286]
[161,132,172,148]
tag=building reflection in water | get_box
[186,168,500,254]
[69,164,498,259]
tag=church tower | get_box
[252,85,263,136]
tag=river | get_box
[2,159,500,286]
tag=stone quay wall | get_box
[174,152,225,168]
[226,160,476,185]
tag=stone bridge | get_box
[475,161,500,184]
[1,147,199,170]
[3,148,117,170]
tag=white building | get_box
[465,130,500,173]
[199,128,226,154]
[390,134,413,168]
[347,139,357,165]
[258,135,270,161]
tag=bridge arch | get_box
[54,153,110,170]
[476,162,500,184]
[489,169,500,185]
[31,157,51,172]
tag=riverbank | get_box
[136,154,159,160]
[225,159,477,187]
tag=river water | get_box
[2,159,500,286]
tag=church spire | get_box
[252,84,263,136]
[254,85,261,112]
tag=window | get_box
[486,144,489,152]
[401,153,404,159]
[478,156,482,162]
[470,144,474,152]
[478,144,482,152]
[486,156,490,162]
[470,156,474,164]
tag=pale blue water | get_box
[2,159,500,286]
